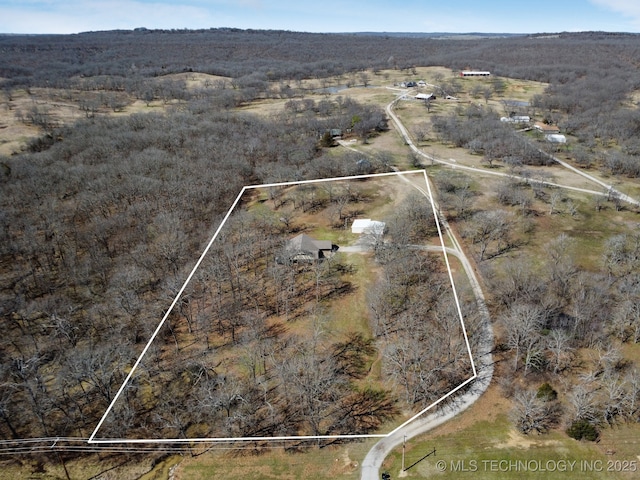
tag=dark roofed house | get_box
[278,234,338,264]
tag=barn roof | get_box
[286,234,332,259]
[352,219,386,234]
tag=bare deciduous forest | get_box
[1,28,640,477]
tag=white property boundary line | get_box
[386,169,477,438]
[88,170,477,444]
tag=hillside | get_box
[1,29,640,479]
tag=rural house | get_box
[278,234,338,264]
[534,122,560,134]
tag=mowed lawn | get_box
[382,412,638,480]
[175,439,378,480]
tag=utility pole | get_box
[51,438,71,480]
[402,435,406,471]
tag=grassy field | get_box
[381,388,638,480]
[175,439,378,480]
[385,424,630,480]
[3,65,640,479]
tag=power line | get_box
[0,436,346,456]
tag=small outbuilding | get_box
[500,116,530,123]
[545,134,567,144]
[460,71,491,77]
[534,122,560,134]
[351,219,386,235]
[415,93,436,101]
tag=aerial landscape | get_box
[1,1,640,479]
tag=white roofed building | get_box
[460,71,491,77]
[352,219,386,235]
[546,134,567,144]
[500,116,530,123]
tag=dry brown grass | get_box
[3,65,640,478]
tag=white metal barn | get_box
[460,71,491,77]
[545,134,567,144]
[352,219,386,235]
[500,116,530,123]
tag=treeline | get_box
[2,30,640,89]
[0,97,386,441]
[4,29,640,178]
[369,193,478,409]
[494,232,640,438]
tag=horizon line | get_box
[1,28,638,36]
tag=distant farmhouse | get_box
[278,234,338,264]
[415,93,436,101]
[500,115,530,124]
[460,70,491,77]
[534,122,560,134]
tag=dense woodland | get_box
[1,29,640,467]
[0,97,391,442]
[433,166,640,438]
[3,29,640,172]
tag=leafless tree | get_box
[568,383,598,423]
[510,388,558,434]
[546,329,574,374]
[544,234,578,305]
[465,209,513,261]
[411,122,430,144]
[502,302,545,373]
[598,372,627,425]
[622,369,640,420]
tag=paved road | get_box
[359,239,493,479]
[356,87,639,479]
[385,88,640,207]
[358,96,495,478]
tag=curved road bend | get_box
[359,91,499,480]
[359,242,494,479]
[359,83,640,478]
[385,89,639,207]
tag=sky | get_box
[0,0,639,35]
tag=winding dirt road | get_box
[357,87,639,479]
[357,100,495,478]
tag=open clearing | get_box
[91,171,475,444]
[2,63,640,479]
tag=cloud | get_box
[0,1,227,33]
[589,0,640,27]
